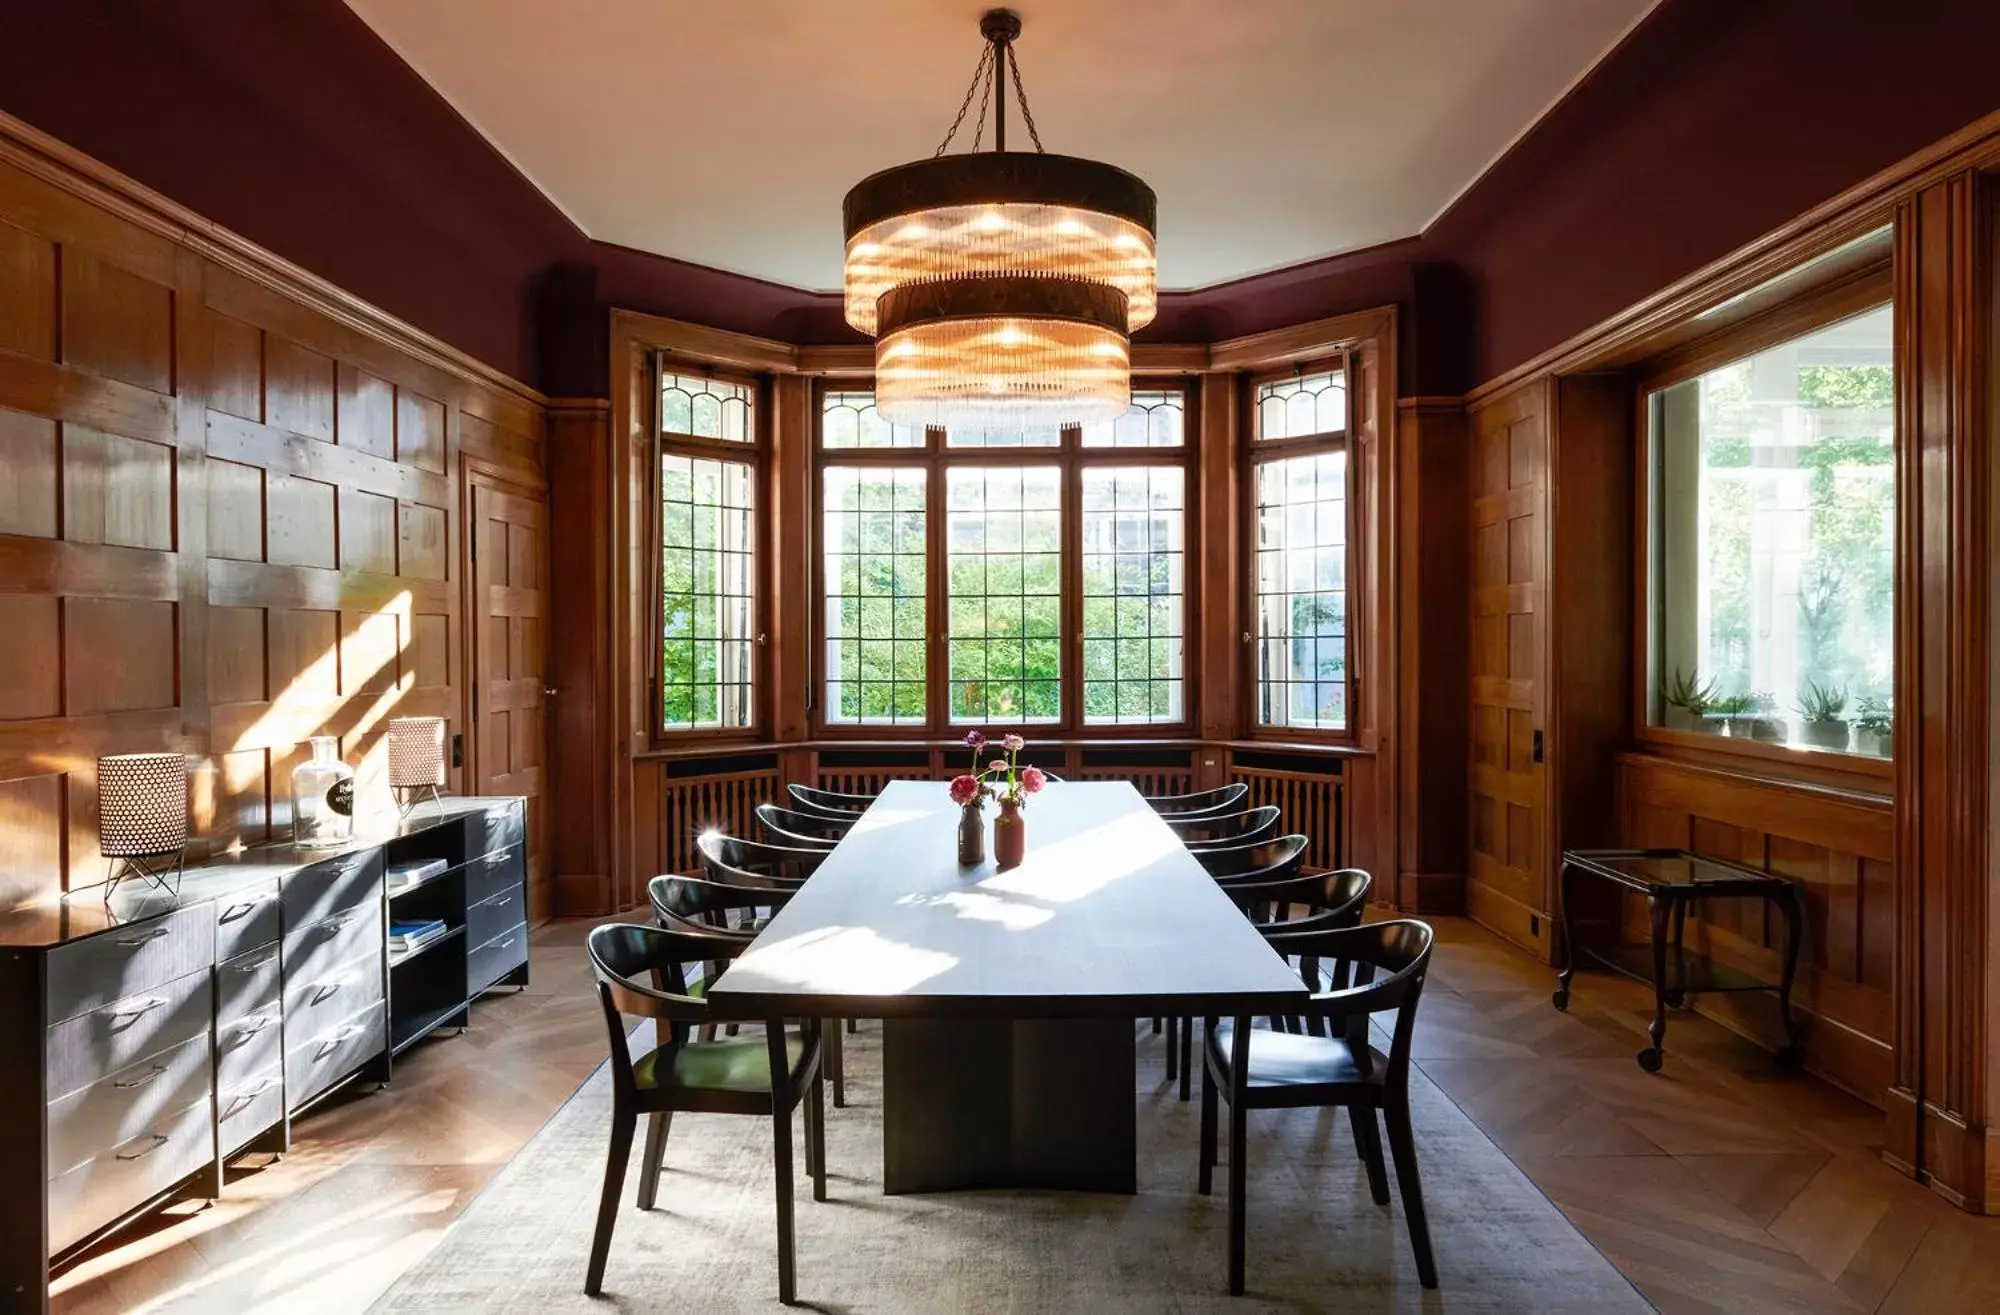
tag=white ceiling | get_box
[347,0,1658,292]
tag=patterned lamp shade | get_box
[387,716,447,788]
[97,753,188,857]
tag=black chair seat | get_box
[1208,1022,1385,1095]
[634,1032,811,1101]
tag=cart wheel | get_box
[1775,1044,1803,1071]
[1636,1047,1664,1073]
[1551,987,1570,1012]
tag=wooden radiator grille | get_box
[1231,764,1344,871]
[657,768,781,875]
[815,766,933,796]
[1075,766,1195,797]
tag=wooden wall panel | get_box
[1618,752,1894,1103]
[0,127,548,905]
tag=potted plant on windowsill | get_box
[1796,679,1851,751]
[1854,695,1893,758]
[1663,667,1721,735]
[1709,690,1753,738]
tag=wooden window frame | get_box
[1629,263,1896,785]
[647,353,772,746]
[1241,355,1360,746]
[808,377,1201,739]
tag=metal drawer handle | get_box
[114,927,171,947]
[219,896,270,923]
[235,1013,275,1039]
[496,936,516,950]
[308,979,346,1006]
[313,1024,363,1059]
[222,1076,281,1114]
[233,949,279,973]
[106,996,167,1020]
[115,1133,170,1161]
[113,1063,170,1090]
[319,911,359,933]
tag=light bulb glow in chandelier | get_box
[841,9,1157,429]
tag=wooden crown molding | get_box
[0,108,548,410]
[1465,106,2000,403]
[1208,306,1397,373]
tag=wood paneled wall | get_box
[1620,753,1895,1100]
[0,119,548,911]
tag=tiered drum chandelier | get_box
[841,8,1158,430]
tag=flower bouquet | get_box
[948,731,1048,868]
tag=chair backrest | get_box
[1190,832,1305,883]
[1143,782,1249,818]
[588,922,742,1097]
[1261,918,1434,1076]
[1221,865,1370,924]
[648,872,794,936]
[697,830,825,886]
[1170,805,1281,847]
[754,802,849,848]
[787,783,875,819]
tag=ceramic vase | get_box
[993,798,1025,870]
[957,801,986,865]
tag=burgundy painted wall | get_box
[2,0,1994,396]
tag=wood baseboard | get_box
[1465,881,1554,963]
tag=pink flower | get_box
[1020,766,1047,794]
[1002,733,1026,753]
[963,730,986,750]
[948,774,983,806]
[987,758,1009,776]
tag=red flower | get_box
[948,774,983,806]
[1020,766,1047,794]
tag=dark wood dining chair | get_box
[649,870,854,1108]
[1142,782,1249,818]
[585,922,827,1305]
[1198,918,1438,1295]
[1167,805,1281,848]
[697,830,827,890]
[1191,833,1309,886]
[755,802,851,848]
[787,783,876,819]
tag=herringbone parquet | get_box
[48,915,2000,1313]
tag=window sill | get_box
[1625,729,1893,801]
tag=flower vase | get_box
[993,798,1025,870]
[957,801,986,866]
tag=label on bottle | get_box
[326,779,354,817]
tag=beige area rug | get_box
[375,1022,1649,1313]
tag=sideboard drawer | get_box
[282,850,381,931]
[467,886,524,948]
[216,1000,284,1093]
[47,1095,213,1254]
[46,1032,211,1180]
[477,801,525,857]
[284,897,384,991]
[467,921,529,997]
[217,942,282,1026]
[46,970,213,1101]
[466,842,524,907]
[285,949,384,1044]
[286,1000,384,1111]
[217,1067,284,1158]
[45,906,214,1026]
[213,880,281,961]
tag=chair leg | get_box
[636,1110,673,1210]
[1198,1048,1218,1196]
[1385,1097,1438,1290]
[584,1105,636,1295]
[1349,1105,1390,1205]
[809,1064,828,1203]
[1165,1014,1179,1081]
[772,1092,797,1305]
[829,1021,846,1109]
[1227,1097,1249,1295]
[1178,1017,1194,1102]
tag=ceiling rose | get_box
[841,8,1158,430]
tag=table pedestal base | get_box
[882,1016,1136,1194]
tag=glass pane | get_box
[945,423,1063,449]
[821,389,925,449]
[661,370,754,442]
[660,454,755,730]
[1080,466,1183,722]
[1081,390,1186,448]
[823,467,928,725]
[1255,368,1346,441]
[1253,451,1347,729]
[1649,304,1894,759]
[946,466,1062,724]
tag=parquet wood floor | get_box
[49,915,2000,1313]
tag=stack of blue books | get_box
[390,919,449,955]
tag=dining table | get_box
[708,779,1308,1194]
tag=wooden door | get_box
[1467,381,1551,958]
[470,474,549,915]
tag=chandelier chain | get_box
[933,45,995,157]
[1004,45,1046,152]
[970,45,995,151]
